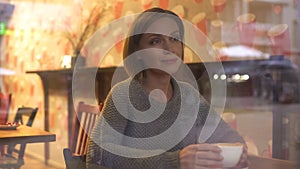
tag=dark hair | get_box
[123,7,185,77]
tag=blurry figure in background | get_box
[0,89,11,124]
[0,88,12,157]
[86,7,247,169]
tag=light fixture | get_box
[213,74,219,80]
[220,74,227,80]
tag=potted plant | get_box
[64,3,109,67]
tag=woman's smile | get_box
[160,58,178,64]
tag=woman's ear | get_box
[181,44,185,60]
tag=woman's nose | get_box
[163,40,175,54]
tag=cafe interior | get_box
[0,0,299,168]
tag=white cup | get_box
[215,143,243,168]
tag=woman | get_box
[86,7,247,169]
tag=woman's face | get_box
[136,17,183,75]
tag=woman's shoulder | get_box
[106,77,144,101]
[175,80,200,96]
[110,78,132,91]
[175,80,208,104]
[176,80,197,90]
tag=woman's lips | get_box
[161,58,178,64]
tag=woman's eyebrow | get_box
[143,33,162,38]
[144,31,180,38]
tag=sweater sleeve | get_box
[197,98,245,144]
[86,92,181,169]
[207,117,245,144]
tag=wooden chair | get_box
[63,102,103,169]
[0,106,38,169]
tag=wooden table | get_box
[0,125,56,145]
[69,154,299,169]
[248,155,299,169]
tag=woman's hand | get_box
[234,143,248,169]
[179,144,223,169]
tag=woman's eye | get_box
[150,38,161,45]
[171,35,181,42]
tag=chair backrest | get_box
[7,106,38,162]
[0,93,12,124]
[13,106,38,126]
[70,101,103,156]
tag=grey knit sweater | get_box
[86,77,244,169]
